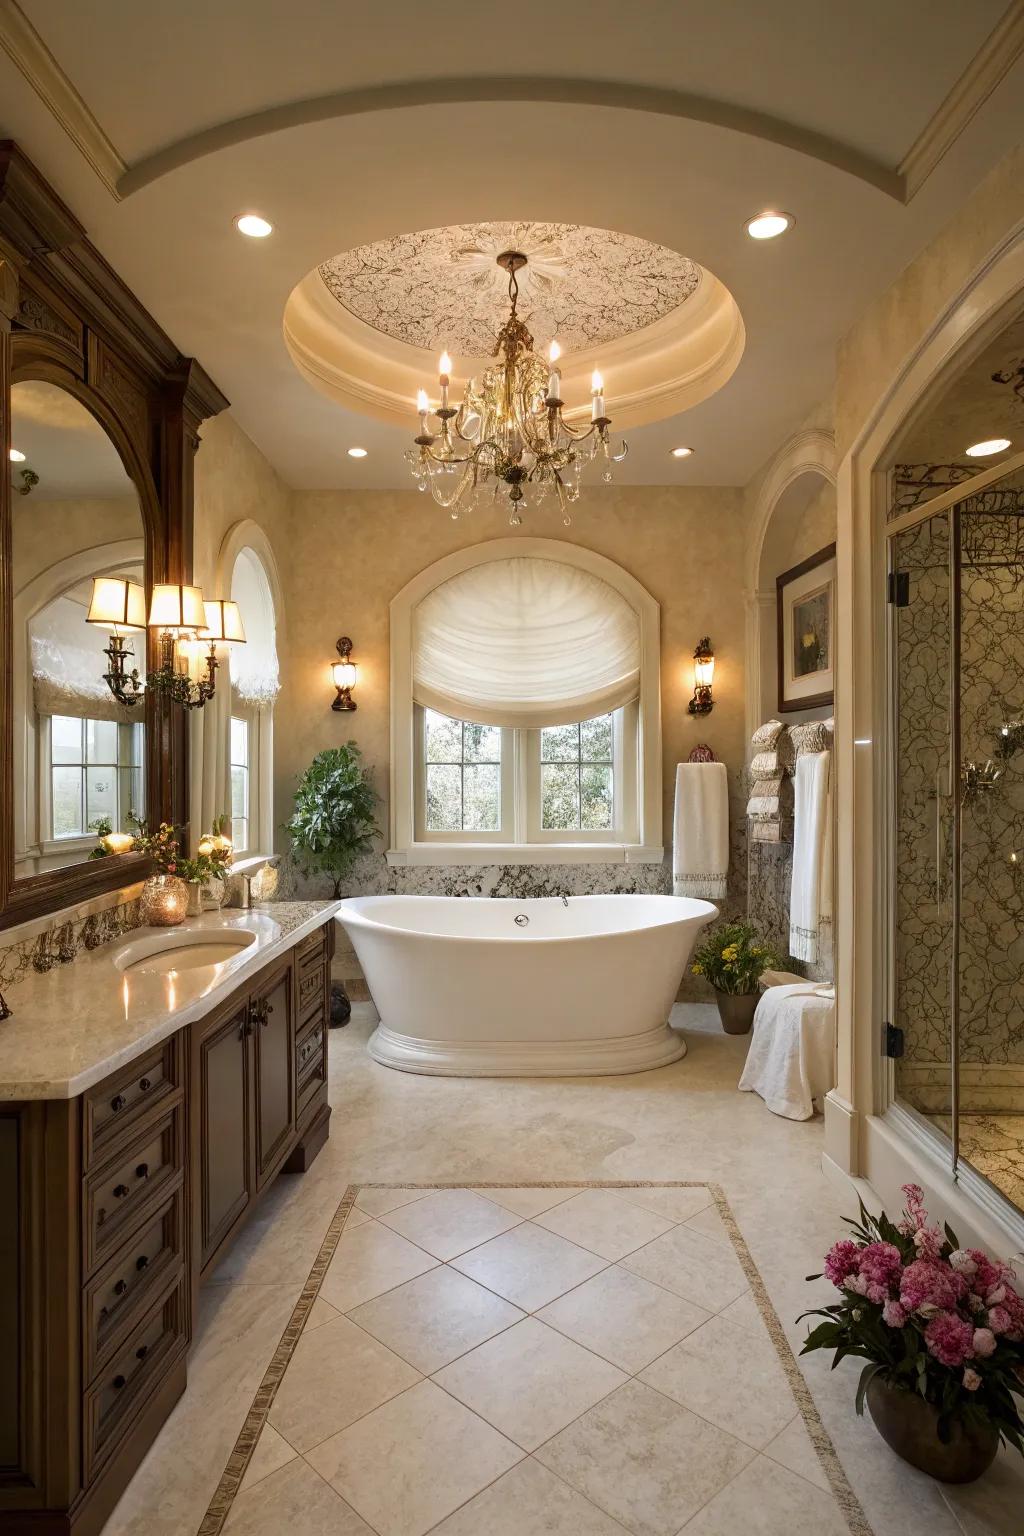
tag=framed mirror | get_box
[10,379,148,882]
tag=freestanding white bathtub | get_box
[338,893,716,1077]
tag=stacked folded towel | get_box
[746,719,793,842]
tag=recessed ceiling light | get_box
[235,213,273,239]
[671,446,694,459]
[9,447,25,462]
[964,437,1011,457]
[746,211,794,240]
[347,447,368,459]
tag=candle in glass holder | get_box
[103,831,134,855]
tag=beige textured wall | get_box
[193,412,292,593]
[11,496,141,592]
[836,142,1024,458]
[272,486,747,850]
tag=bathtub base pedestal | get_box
[367,1022,687,1077]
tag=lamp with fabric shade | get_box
[200,599,246,645]
[146,583,226,709]
[147,583,206,632]
[86,576,146,708]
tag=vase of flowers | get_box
[125,816,189,927]
[690,922,779,1033]
[179,818,234,912]
[801,1184,1024,1483]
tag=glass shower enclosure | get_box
[888,461,1024,1216]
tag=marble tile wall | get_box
[0,883,144,994]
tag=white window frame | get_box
[229,707,259,857]
[39,714,144,854]
[526,704,638,845]
[389,538,662,866]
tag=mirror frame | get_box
[0,142,228,928]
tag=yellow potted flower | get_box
[690,921,780,1034]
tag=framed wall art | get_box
[776,542,836,712]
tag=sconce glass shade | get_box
[148,583,206,632]
[694,650,715,689]
[332,659,357,690]
[86,577,146,632]
[200,599,247,644]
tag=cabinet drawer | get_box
[296,924,328,975]
[83,1034,183,1170]
[84,1276,186,1482]
[296,960,327,1025]
[83,1108,183,1274]
[84,1189,184,1381]
[296,1017,327,1125]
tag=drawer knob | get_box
[136,1255,149,1272]
[139,1076,152,1092]
[136,1344,148,1362]
[114,1279,128,1296]
[113,1183,129,1199]
[110,1093,126,1113]
[135,1162,149,1180]
[112,1374,126,1390]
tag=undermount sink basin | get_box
[114,929,257,975]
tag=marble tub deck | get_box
[99,1004,1024,1536]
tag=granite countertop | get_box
[0,901,341,1101]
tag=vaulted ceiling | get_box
[2,0,1023,488]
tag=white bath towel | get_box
[673,761,728,900]
[790,749,831,963]
[738,982,837,1120]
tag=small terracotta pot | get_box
[714,989,758,1034]
[866,1374,999,1484]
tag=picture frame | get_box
[776,542,836,712]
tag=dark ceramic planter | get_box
[866,1374,999,1484]
[714,989,758,1035]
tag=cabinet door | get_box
[197,1002,252,1269]
[253,960,295,1189]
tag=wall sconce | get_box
[146,586,245,710]
[332,636,358,712]
[86,577,147,708]
[687,636,715,716]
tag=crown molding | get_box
[0,0,126,198]
[898,0,1024,199]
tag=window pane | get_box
[231,765,248,820]
[542,762,580,829]
[86,767,118,827]
[581,764,614,829]
[232,816,249,849]
[52,767,83,837]
[119,722,144,768]
[426,763,462,831]
[541,722,579,761]
[51,715,82,765]
[463,764,500,830]
[230,716,248,767]
[425,710,461,762]
[85,718,118,764]
[462,722,501,763]
[119,767,143,825]
[580,714,613,761]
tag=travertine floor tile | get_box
[716,1289,767,1337]
[680,1453,849,1534]
[348,1264,523,1373]
[621,1223,748,1313]
[450,1220,607,1310]
[533,1188,675,1260]
[224,1456,372,1534]
[433,1316,627,1451]
[354,1186,433,1216]
[431,1456,631,1533]
[318,1217,438,1312]
[473,1186,586,1217]
[639,1312,795,1449]
[611,1185,714,1223]
[305,1378,522,1536]
[683,1202,731,1247]
[377,1187,522,1259]
[537,1263,709,1373]
[303,1296,341,1333]
[763,1414,830,1492]
[238,1423,296,1493]
[535,1378,755,1536]
[267,1315,420,1452]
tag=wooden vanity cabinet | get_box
[0,920,333,1536]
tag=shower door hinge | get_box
[882,1022,905,1058]
[887,571,910,607]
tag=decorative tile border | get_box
[197,1181,874,1536]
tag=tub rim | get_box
[337,891,718,946]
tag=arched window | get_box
[390,538,662,865]
[228,546,279,856]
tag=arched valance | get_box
[31,592,144,723]
[413,556,641,728]
[230,546,279,708]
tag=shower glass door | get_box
[887,462,1024,1215]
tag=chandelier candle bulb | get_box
[439,350,452,410]
[591,369,605,421]
[547,340,562,400]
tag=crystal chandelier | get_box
[407,251,627,525]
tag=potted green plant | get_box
[690,921,778,1033]
[285,744,380,899]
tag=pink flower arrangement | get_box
[801,1186,1024,1457]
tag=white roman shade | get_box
[413,556,641,727]
[230,547,279,708]
[30,593,144,722]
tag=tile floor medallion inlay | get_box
[198,1184,874,1536]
